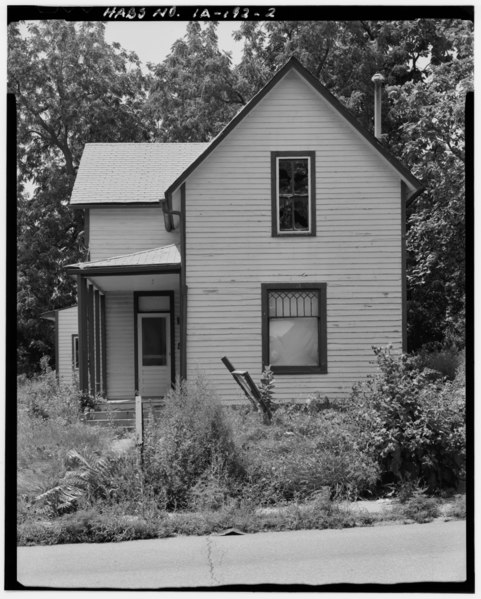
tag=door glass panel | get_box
[142,318,166,366]
[138,295,170,312]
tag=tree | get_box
[146,22,244,142]
[10,20,152,373]
[385,20,473,348]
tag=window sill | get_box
[272,232,316,237]
[270,365,327,375]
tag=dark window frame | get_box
[72,334,79,371]
[271,151,316,237]
[261,283,327,374]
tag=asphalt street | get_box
[16,519,466,589]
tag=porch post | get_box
[87,283,95,396]
[100,293,107,396]
[94,289,101,395]
[77,275,89,394]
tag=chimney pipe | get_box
[371,73,385,140]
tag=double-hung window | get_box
[271,151,316,236]
[262,283,327,374]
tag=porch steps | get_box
[85,399,164,429]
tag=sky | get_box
[104,21,245,66]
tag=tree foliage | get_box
[146,22,243,142]
[385,22,472,348]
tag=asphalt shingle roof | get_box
[70,143,209,206]
[67,244,181,270]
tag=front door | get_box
[137,313,171,397]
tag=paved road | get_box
[17,520,466,589]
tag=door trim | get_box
[133,291,175,394]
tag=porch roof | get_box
[66,244,181,276]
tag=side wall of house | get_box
[88,205,180,261]
[184,70,403,403]
[57,306,78,385]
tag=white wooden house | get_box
[53,58,422,405]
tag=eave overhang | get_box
[71,201,161,210]
[66,264,181,277]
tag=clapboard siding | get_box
[89,206,179,261]
[57,307,78,384]
[184,69,403,403]
[106,293,135,400]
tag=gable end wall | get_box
[184,70,403,403]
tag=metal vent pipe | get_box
[371,73,385,140]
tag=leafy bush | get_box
[141,377,244,510]
[413,345,463,380]
[348,346,465,491]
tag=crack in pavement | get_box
[205,536,220,586]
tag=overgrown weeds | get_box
[229,407,379,505]
[17,353,466,546]
[141,377,245,510]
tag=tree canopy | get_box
[10,20,152,372]
[11,18,472,372]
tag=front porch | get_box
[66,245,185,402]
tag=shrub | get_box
[17,365,98,424]
[348,346,465,491]
[141,376,244,510]
[413,345,463,380]
[397,492,440,523]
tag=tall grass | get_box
[141,376,245,510]
[17,370,119,512]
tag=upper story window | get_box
[271,151,316,237]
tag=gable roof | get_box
[70,58,422,208]
[66,244,181,275]
[165,57,423,201]
[70,143,208,207]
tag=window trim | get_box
[271,151,316,237]
[261,283,327,374]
